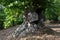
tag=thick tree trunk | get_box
[6,0,56,40]
[7,7,55,40]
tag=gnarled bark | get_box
[7,8,55,40]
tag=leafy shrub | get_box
[45,0,60,21]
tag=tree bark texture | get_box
[6,7,55,40]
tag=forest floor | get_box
[0,26,18,40]
[0,23,60,40]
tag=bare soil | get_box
[0,26,18,40]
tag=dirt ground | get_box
[0,26,18,40]
[0,24,60,40]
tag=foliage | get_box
[0,0,60,29]
[0,5,5,29]
[45,0,60,21]
[4,8,23,28]
[0,0,25,29]
[0,0,48,29]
